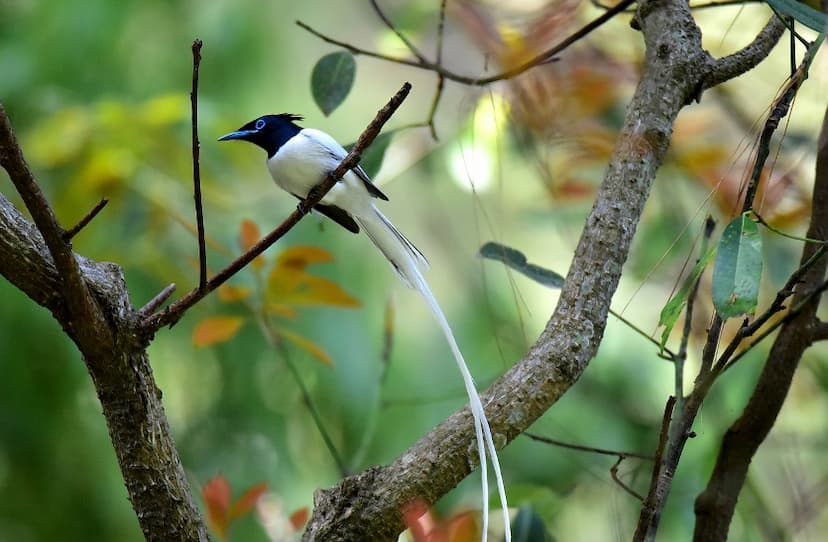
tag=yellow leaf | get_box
[218,284,251,302]
[25,107,92,167]
[267,246,359,308]
[140,93,188,127]
[269,274,360,307]
[278,328,333,366]
[193,316,245,347]
[267,303,298,319]
[276,246,334,270]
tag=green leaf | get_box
[658,246,716,352]
[311,51,356,116]
[479,242,565,289]
[764,0,827,32]
[344,131,394,179]
[507,505,554,542]
[712,214,763,320]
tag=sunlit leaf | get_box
[479,242,565,288]
[193,316,246,347]
[289,508,310,530]
[25,107,92,166]
[139,93,188,126]
[311,51,356,116]
[228,482,268,521]
[278,328,334,366]
[202,474,231,539]
[76,147,136,192]
[218,284,251,302]
[239,219,265,269]
[658,246,716,352]
[712,214,763,319]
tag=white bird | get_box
[219,114,510,542]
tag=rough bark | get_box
[0,108,209,542]
[693,105,828,542]
[302,5,783,541]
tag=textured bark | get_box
[693,105,828,542]
[303,3,783,541]
[0,111,209,541]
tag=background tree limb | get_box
[301,3,785,540]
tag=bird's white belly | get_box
[266,133,371,213]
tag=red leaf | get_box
[289,507,310,530]
[228,482,268,521]
[202,474,231,538]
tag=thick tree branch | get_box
[301,0,758,538]
[0,110,209,541]
[693,102,828,542]
[0,104,113,358]
[704,14,787,89]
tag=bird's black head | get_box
[218,114,304,157]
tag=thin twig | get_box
[138,283,177,317]
[141,82,413,332]
[270,322,349,477]
[62,198,109,241]
[296,0,635,87]
[191,39,207,292]
[369,0,428,63]
[524,432,653,460]
[425,0,448,141]
[611,456,646,501]
[633,396,676,542]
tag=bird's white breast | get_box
[266,129,372,214]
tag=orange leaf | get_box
[228,482,268,521]
[276,245,334,270]
[446,511,478,542]
[202,474,231,539]
[289,507,310,530]
[218,284,251,302]
[193,316,245,347]
[278,328,334,366]
[239,219,265,269]
[267,245,359,309]
[289,276,361,307]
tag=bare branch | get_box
[693,96,828,542]
[63,198,109,241]
[524,432,654,460]
[190,38,207,292]
[302,0,722,537]
[296,0,636,87]
[369,0,429,63]
[704,15,787,89]
[0,104,113,356]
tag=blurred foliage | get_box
[1,0,828,541]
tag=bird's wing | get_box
[302,128,389,201]
[313,203,360,233]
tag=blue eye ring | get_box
[255,119,266,130]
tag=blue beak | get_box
[217,129,257,142]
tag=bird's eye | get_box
[255,119,266,130]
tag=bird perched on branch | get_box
[219,114,510,542]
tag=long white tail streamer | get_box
[357,206,511,542]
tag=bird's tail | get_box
[356,206,511,542]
